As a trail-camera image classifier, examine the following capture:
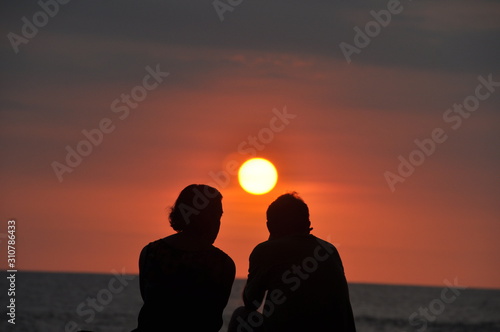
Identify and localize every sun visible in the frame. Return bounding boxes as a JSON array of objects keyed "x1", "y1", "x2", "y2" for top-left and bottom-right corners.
[{"x1": 238, "y1": 158, "x2": 278, "y2": 195}]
